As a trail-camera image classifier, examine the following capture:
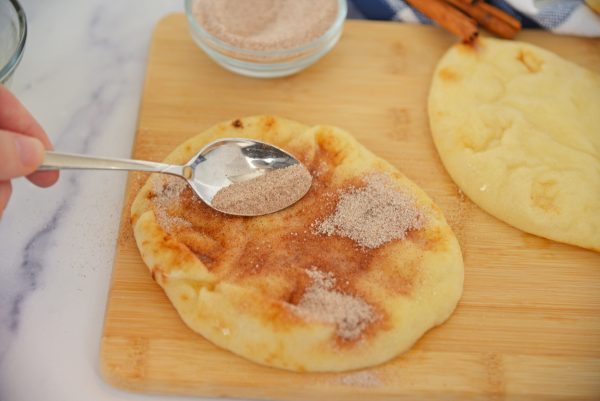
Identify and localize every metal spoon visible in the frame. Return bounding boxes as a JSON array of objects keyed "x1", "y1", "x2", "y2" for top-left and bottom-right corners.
[{"x1": 38, "y1": 138, "x2": 306, "y2": 216}]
